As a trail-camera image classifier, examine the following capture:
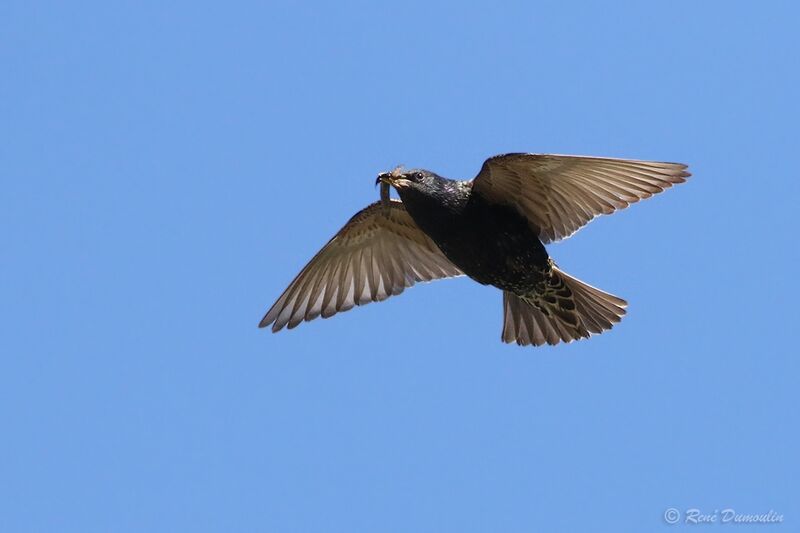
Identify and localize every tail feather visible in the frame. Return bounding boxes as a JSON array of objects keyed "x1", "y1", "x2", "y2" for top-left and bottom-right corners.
[{"x1": 502, "y1": 266, "x2": 627, "y2": 346}]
